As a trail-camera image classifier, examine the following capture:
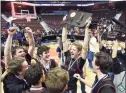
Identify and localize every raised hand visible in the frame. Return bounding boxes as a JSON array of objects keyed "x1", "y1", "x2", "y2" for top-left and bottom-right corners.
[
  {"x1": 25, "y1": 27, "x2": 33, "y2": 35},
  {"x1": 85, "y1": 17, "x2": 92, "y2": 28},
  {"x1": 8, "y1": 27, "x2": 17, "y2": 36},
  {"x1": 119, "y1": 42, "x2": 125, "y2": 49},
  {"x1": 113, "y1": 40, "x2": 118, "y2": 48}
]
